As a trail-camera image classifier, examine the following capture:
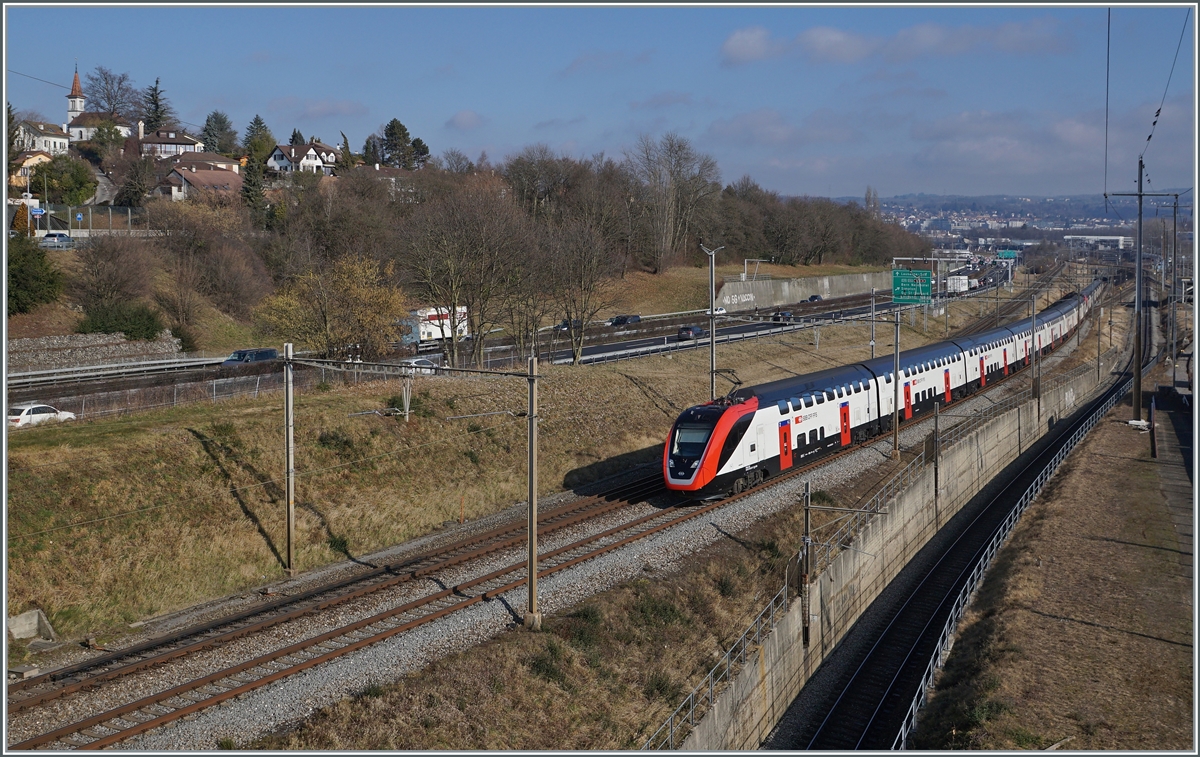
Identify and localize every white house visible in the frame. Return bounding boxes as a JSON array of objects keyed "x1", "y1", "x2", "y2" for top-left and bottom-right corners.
[
  {"x1": 266, "y1": 143, "x2": 338, "y2": 175},
  {"x1": 14, "y1": 122, "x2": 70, "y2": 156}
]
